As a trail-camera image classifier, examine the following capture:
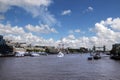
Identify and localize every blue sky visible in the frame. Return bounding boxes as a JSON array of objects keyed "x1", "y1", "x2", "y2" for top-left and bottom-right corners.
[{"x1": 0, "y1": 0, "x2": 120, "y2": 49}]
